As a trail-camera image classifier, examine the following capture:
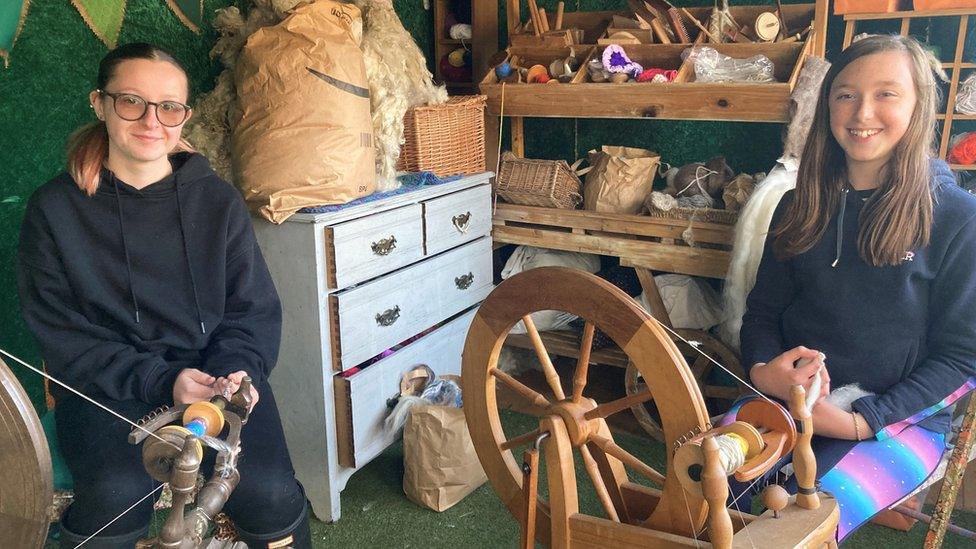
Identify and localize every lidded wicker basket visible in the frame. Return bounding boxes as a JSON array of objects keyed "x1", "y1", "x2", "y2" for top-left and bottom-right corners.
[
  {"x1": 397, "y1": 95, "x2": 487, "y2": 177},
  {"x1": 496, "y1": 152, "x2": 583, "y2": 209}
]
